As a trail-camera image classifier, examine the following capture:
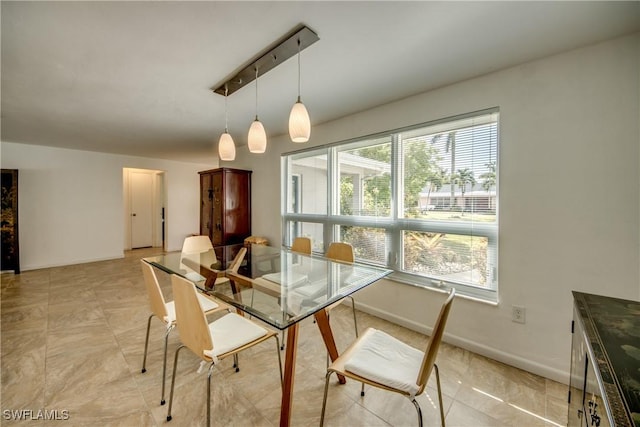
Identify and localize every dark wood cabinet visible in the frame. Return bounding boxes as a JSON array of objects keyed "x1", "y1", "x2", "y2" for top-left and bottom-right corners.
[
  {"x1": 1, "y1": 169, "x2": 20, "y2": 273},
  {"x1": 199, "y1": 168, "x2": 251, "y2": 246},
  {"x1": 568, "y1": 292, "x2": 638, "y2": 427}
]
